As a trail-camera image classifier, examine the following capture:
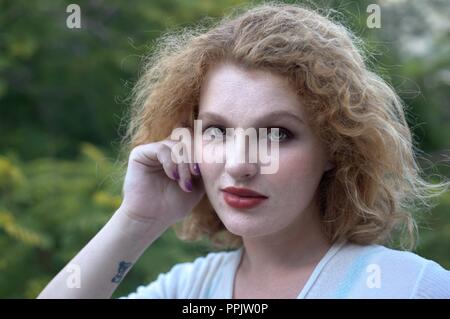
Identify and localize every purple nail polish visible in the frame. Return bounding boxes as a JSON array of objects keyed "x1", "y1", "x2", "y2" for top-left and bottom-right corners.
[
  {"x1": 185, "y1": 179, "x2": 193, "y2": 191},
  {"x1": 193, "y1": 163, "x2": 200, "y2": 175},
  {"x1": 173, "y1": 170, "x2": 180, "y2": 180}
]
